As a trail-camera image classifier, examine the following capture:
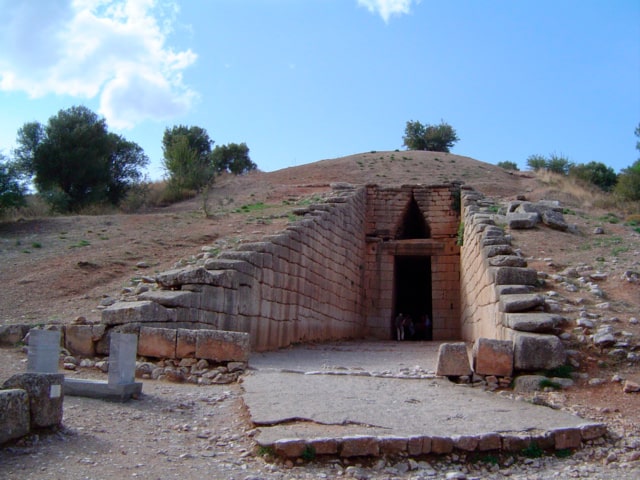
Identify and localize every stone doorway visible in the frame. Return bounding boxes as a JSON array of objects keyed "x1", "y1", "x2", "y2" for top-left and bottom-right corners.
[{"x1": 393, "y1": 255, "x2": 433, "y2": 340}]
